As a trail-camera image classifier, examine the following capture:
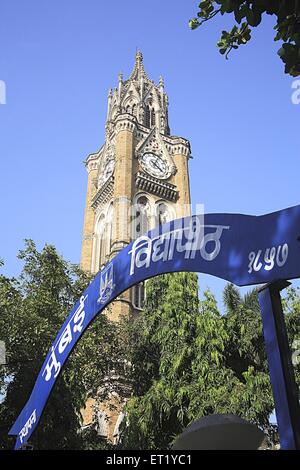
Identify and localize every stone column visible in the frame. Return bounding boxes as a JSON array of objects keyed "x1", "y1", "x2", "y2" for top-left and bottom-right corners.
[
  {"x1": 110, "y1": 115, "x2": 135, "y2": 255},
  {"x1": 108, "y1": 115, "x2": 136, "y2": 322},
  {"x1": 172, "y1": 141, "x2": 191, "y2": 218}
]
